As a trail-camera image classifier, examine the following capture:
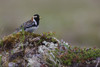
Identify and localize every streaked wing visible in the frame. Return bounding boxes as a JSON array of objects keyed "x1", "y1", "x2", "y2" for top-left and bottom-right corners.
[{"x1": 20, "y1": 20, "x2": 35, "y2": 30}]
